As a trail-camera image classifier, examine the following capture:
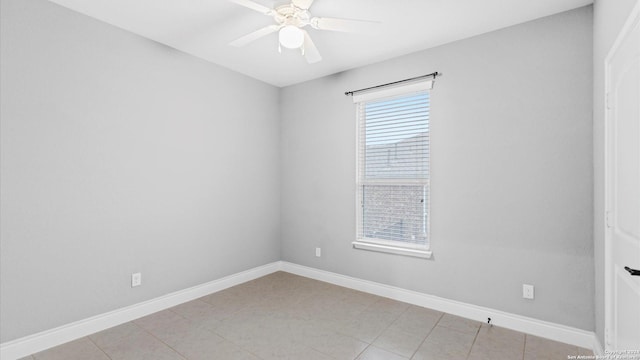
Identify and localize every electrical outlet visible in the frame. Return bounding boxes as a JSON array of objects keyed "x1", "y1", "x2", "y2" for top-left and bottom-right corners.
[
  {"x1": 522, "y1": 284, "x2": 534, "y2": 299},
  {"x1": 315, "y1": 248, "x2": 321, "y2": 257},
  {"x1": 131, "y1": 272, "x2": 142, "y2": 287}
]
